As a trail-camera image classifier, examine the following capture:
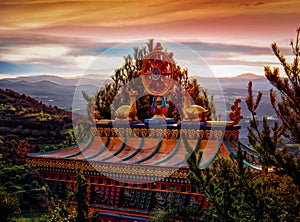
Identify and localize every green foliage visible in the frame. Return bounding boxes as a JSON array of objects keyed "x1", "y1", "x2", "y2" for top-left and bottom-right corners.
[
  {"x1": 0, "y1": 88, "x2": 74, "y2": 156},
  {"x1": 0, "y1": 104, "x2": 17, "y2": 112},
  {"x1": 25, "y1": 111, "x2": 53, "y2": 121},
  {"x1": 45, "y1": 170, "x2": 91, "y2": 222},
  {"x1": 0, "y1": 162, "x2": 50, "y2": 215},
  {"x1": 73, "y1": 169, "x2": 89, "y2": 222},
  {"x1": 12, "y1": 216, "x2": 47, "y2": 221},
  {"x1": 264, "y1": 28, "x2": 300, "y2": 144},
  {"x1": 46, "y1": 208, "x2": 76, "y2": 222},
  {"x1": 0, "y1": 103, "x2": 5, "y2": 110},
  {"x1": 246, "y1": 81, "x2": 285, "y2": 168},
  {"x1": 44, "y1": 182, "x2": 76, "y2": 222},
  {"x1": 60, "y1": 130, "x2": 78, "y2": 148},
  {"x1": 187, "y1": 151, "x2": 300, "y2": 221},
  {"x1": 255, "y1": 173, "x2": 300, "y2": 221},
  {"x1": 39, "y1": 130, "x2": 78, "y2": 152},
  {"x1": 0, "y1": 162, "x2": 31, "y2": 186},
  {"x1": 9, "y1": 106, "x2": 17, "y2": 112},
  {"x1": 151, "y1": 188, "x2": 201, "y2": 222},
  {"x1": 0, "y1": 190, "x2": 21, "y2": 222},
  {"x1": 72, "y1": 118, "x2": 90, "y2": 143},
  {"x1": 188, "y1": 151, "x2": 255, "y2": 221},
  {"x1": 246, "y1": 28, "x2": 300, "y2": 185}
]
